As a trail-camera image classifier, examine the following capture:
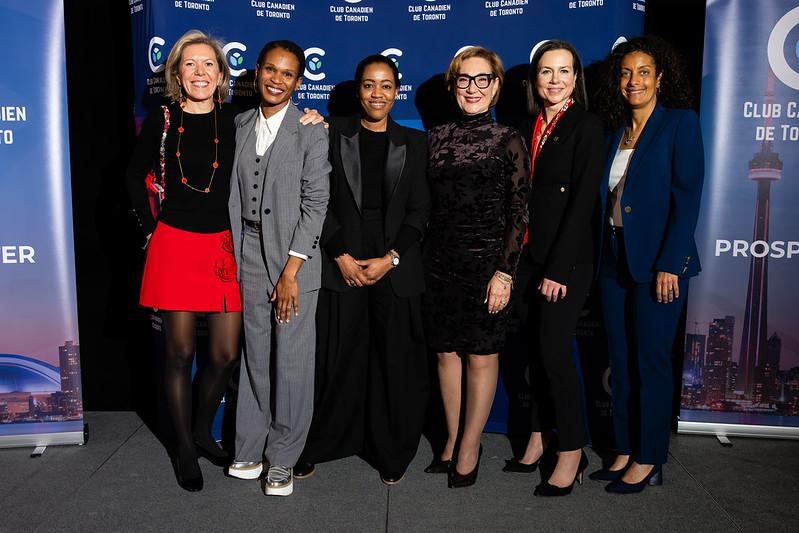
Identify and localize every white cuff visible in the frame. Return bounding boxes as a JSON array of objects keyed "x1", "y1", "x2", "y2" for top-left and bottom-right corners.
[{"x1": 288, "y1": 249, "x2": 308, "y2": 261}]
